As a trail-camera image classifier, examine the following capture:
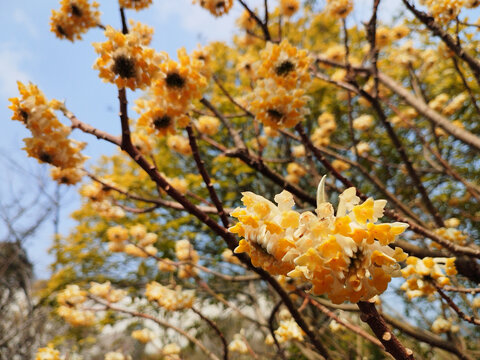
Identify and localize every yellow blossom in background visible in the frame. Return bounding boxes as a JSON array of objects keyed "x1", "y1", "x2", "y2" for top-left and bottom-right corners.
[
  {"x1": 145, "y1": 282, "x2": 195, "y2": 310},
  {"x1": 331, "y1": 159, "x2": 350, "y2": 172},
  {"x1": 280, "y1": 0, "x2": 300, "y2": 17},
  {"x1": 443, "y1": 92, "x2": 468, "y2": 116},
  {"x1": 132, "y1": 132, "x2": 154, "y2": 154},
  {"x1": 432, "y1": 227, "x2": 468, "y2": 249},
  {"x1": 107, "y1": 226, "x2": 129, "y2": 243},
  {"x1": 119, "y1": 0, "x2": 152, "y2": 11},
  {"x1": 161, "y1": 343, "x2": 181, "y2": 360},
  {"x1": 193, "y1": 0, "x2": 234, "y2": 16},
  {"x1": 392, "y1": 25, "x2": 410, "y2": 40},
  {"x1": 287, "y1": 162, "x2": 306, "y2": 177},
  {"x1": 167, "y1": 135, "x2": 192, "y2": 155},
  {"x1": 275, "y1": 318, "x2": 305, "y2": 343},
  {"x1": 401, "y1": 256, "x2": 457, "y2": 299},
  {"x1": 92, "y1": 25, "x2": 164, "y2": 90},
  {"x1": 222, "y1": 248, "x2": 242, "y2": 265},
  {"x1": 228, "y1": 334, "x2": 249, "y2": 354},
  {"x1": 9, "y1": 82, "x2": 87, "y2": 172},
  {"x1": 129, "y1": 20, "x2": 154, "y2": 45},
  {"x1": 36, "y1": 344, "x2": 61, "y2": 360},
  {"x1": 247, "y1": 79, "x2": 310, "y2": 129},
  {"x1": 197, "y1": 116, "x2": 220, "y2": 136},
  {"x1": 57, "y1": 306, "x2": 96, "y2": 326},
  {"x1": 50, "y1": 0, "x2": 100, "y2": 41},
  {"x1": 353, "y1": 114, "x2": 374, "y2": 131},
  {"x1": 237, "y1": 10, "x2": 257, "y2": 31},
  {"x1": 57, "y1": 284, "x2": 87, "y2": 306},
  {"x1": 431, "y1": 317, "x2": 458, "y2": 333},
  {"x1": 326, "y1": 0, "x2": 353, "y2": 18},
  {"x1": 429, "y1": 93, "x2": 450, "y2": 112},
  {"x1": 423, "y1": 0, "x2": 464, "y2": 23},
  {"x1": 231, "y1": 178, "x2": 409, "y2": 303},
  {"x1": 50, "y1": 167, "x2": 84, "y2": 185},
  {"x1": 131, "y1": 328, "x2": 155, "y2": 343},
  {"x1": 292, "y1": 144, "x2": 306, "y2": 157},
  {"x1": 105, "y1": 352, "x2": 131, "y2": 360},
  {"x1": 89, "y1": 281, "x2": 111, "y2": 298}
]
